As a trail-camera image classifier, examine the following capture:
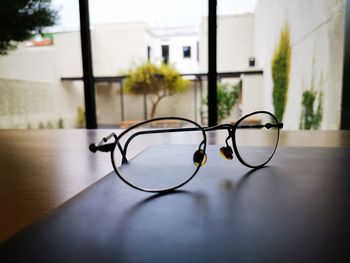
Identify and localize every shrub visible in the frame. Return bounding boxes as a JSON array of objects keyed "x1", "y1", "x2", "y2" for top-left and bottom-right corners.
[
  {"x1": 77, "y1": 106, "x2": 85, "y2": 128},
  {"x1": 271, "y1": 24, "x2": 291, "y2": 122},
  {"x1": 202, "y1": 81, "x2": 241, "y2": 123},
  {"x1": 299, "y1": 90, "x2": 323, "y2": 130},
  {"x1": 299, "y1": 64, "x2": 324, "y2": 130}
]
